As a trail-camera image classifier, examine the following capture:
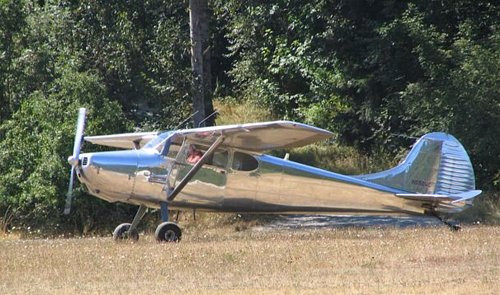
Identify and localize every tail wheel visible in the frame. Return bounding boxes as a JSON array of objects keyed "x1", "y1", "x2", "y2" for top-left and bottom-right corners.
[
  {"x1": 155, "y1": 222, "x2": 182, "y2": 242},
  {"x1": 113, "y1": 223, "x2": 139, "y2": 241}
]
